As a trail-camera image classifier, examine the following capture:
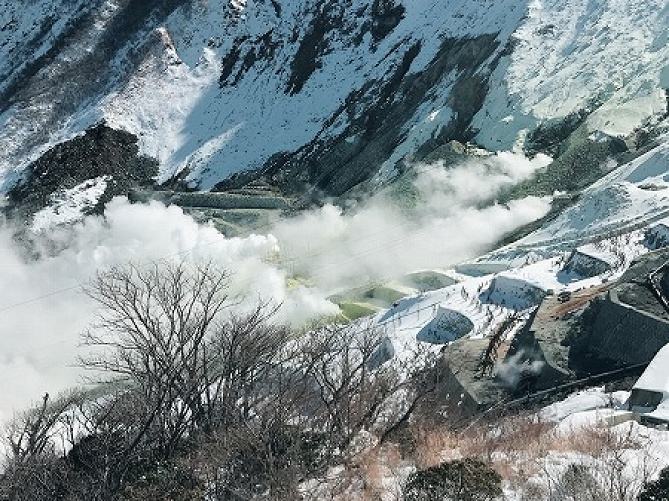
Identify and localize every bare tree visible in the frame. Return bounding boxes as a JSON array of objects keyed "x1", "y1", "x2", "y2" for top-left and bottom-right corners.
[
  {"x1": 80, "y1": 260, "x2": 315, "y2": 499},
  {"x1": 82, "y1": 260, "x2": 231, "y2": 458},
  {"x1": 298, "y1": 323, "x2": 408, "y2": 451},
  {"x1": 2, "y1": 259, "x2": 444, "y2": 500},
  {"x1": 205, "y1": 306, "x2": 296, "y2": 430},
  {"x1": 0, "y1": 391, "x2": 83, "y2": 501}
]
